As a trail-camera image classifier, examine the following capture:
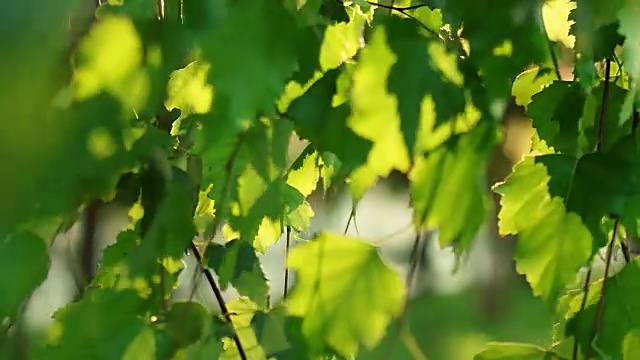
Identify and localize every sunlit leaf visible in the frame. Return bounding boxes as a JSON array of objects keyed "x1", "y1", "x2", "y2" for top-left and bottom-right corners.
[{"x1": 286, "y1": 232, "x2": 406, "y2": 357}]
